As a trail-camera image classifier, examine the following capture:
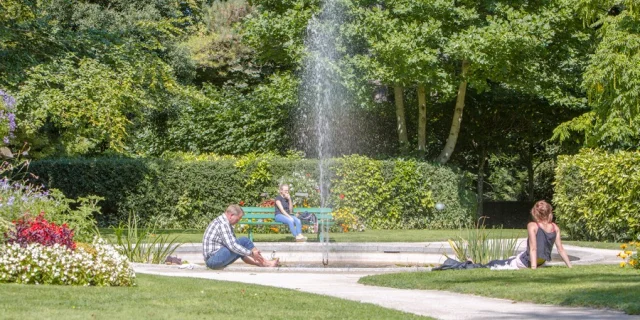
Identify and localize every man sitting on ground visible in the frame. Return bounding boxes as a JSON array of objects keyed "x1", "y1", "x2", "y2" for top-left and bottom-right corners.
[{"x1": 203, "y1": 204, "x2": 279, "y2": 269}]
